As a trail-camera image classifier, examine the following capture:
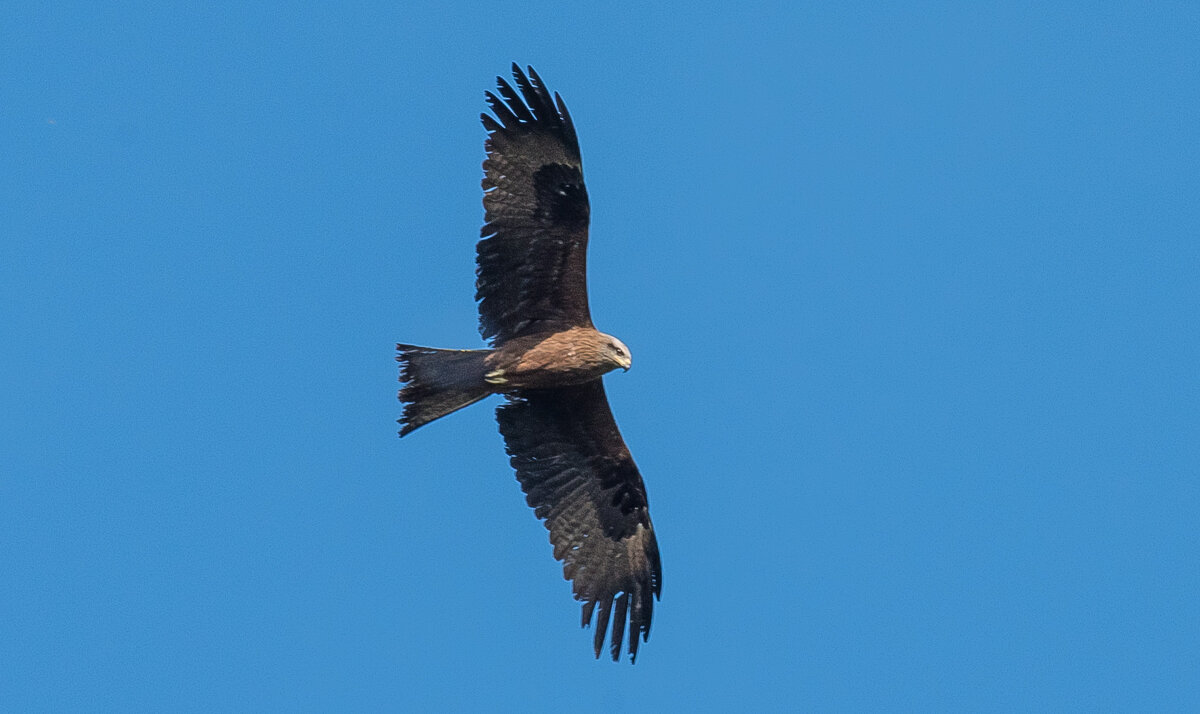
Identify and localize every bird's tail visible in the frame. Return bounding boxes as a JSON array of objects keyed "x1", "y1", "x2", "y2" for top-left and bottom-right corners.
[{"x1": 396, "y1": 344, "x2": 494, "y2": 436}]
